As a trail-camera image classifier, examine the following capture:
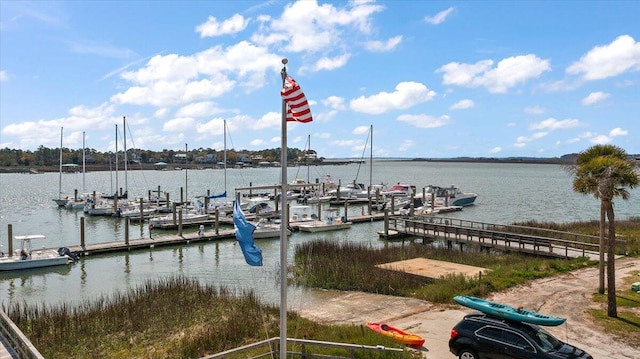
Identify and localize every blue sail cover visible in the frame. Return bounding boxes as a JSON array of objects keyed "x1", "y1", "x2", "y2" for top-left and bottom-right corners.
[
  {"x1": 208, "y1": 191, "x2": 227, "y2": 199},
  {"x1": 233, "y1": 200, "x2": 262, "y2": 266}
]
